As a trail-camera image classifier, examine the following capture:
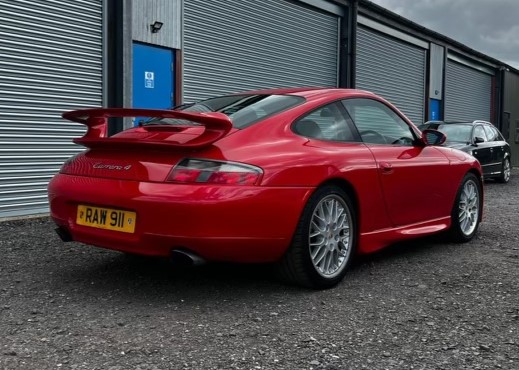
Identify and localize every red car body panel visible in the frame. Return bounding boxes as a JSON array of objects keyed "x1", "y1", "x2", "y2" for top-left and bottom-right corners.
[
  {"x1": 48, "y1": 88, "x2": 483, "y2": 262},
  {"x1": 48, "y1": 176, "x2": 311, "y2": 262}
]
